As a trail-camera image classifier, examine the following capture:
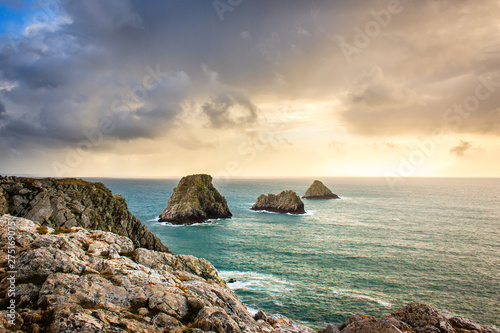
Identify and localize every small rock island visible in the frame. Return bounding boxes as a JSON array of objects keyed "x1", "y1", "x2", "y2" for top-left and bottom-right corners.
[
  {"x1": 159, "y1": 174, "x2": 232, "y2": 224},
  {"x1": 251, "y1": 190, "x2": 305, "y2": 214},
  {"x1": 303, "y1": 180, "x2": 340, "y2": 199}
]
